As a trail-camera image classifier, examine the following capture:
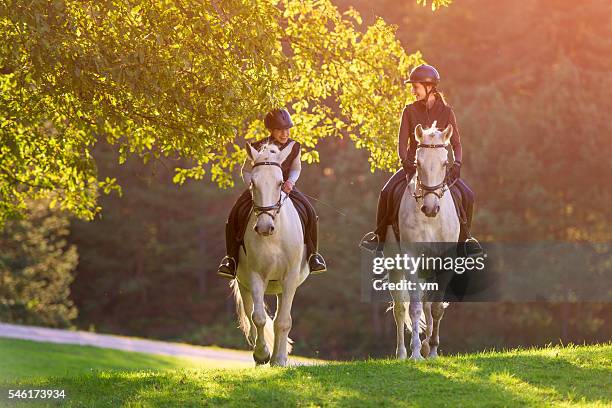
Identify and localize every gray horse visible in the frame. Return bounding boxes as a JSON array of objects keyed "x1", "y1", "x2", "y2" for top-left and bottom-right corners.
[
  {"x1": 388, "y1": 122, "x2": 459, "y2": 360},
  {"x1": 231, "y1": 142, "x2": 310, "y2": 367}
]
